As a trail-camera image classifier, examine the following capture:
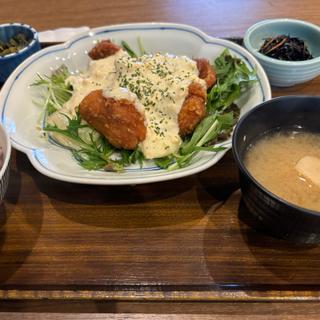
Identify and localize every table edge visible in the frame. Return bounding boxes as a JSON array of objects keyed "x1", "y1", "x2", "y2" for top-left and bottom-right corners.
[{"x1": 0, "y1": 288, "x2": 320, "y2": 301}]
